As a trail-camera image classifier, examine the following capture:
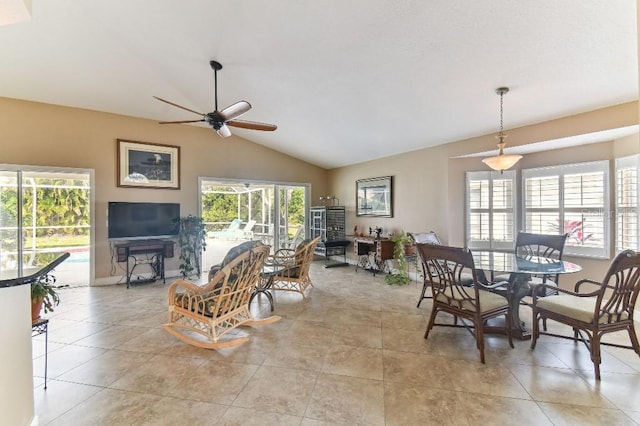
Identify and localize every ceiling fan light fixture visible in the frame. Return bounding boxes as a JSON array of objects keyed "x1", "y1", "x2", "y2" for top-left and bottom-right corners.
[
  {"x1": 216, "y1": 124, "x2": 232, "y2": 138},
  {"x1": 483, "y1": 87, "x2": 522, "y2": 173},
  {"x1": 154, "y1": 59, "x2": 277, "y2": 137}
]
